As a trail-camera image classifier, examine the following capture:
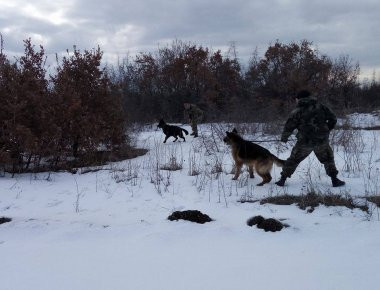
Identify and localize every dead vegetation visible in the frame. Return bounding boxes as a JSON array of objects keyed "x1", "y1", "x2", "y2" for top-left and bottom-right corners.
[
  {"x1": 160, "y1": 156, "x2": 183, "y2": 171},
  {"x1": 366, "y1": 196, "x2": 380, "y2": 207},
  {"x1": 259, "y1": 192, "x2": 369, "y2": 213}
]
